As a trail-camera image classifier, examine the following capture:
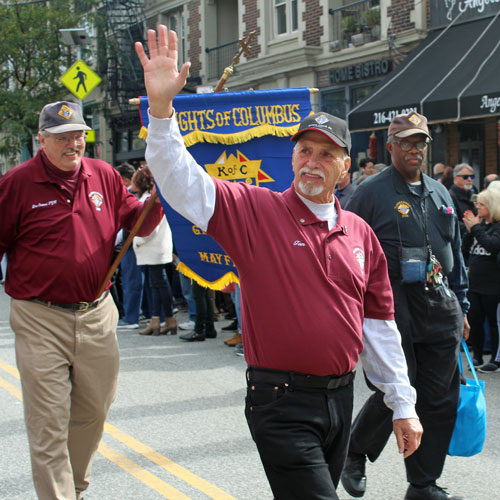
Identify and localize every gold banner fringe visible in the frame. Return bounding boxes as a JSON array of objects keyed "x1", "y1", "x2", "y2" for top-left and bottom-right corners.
[
  {"x1": 138, "y1": 123, "x2": 300, "y2": 145},
  {"x1": 182, "y1": 123, "x2": 300, "y2": 147},
  {"x1": 139, "y1": 126, "x2": 148, "y2": 140},
  {"x1": 177, "y1": 261, "x2": 240, "y2": 290}
]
